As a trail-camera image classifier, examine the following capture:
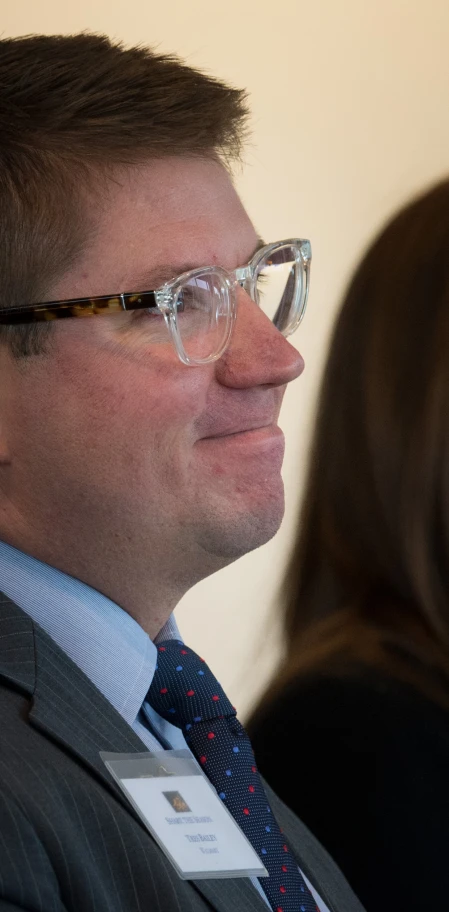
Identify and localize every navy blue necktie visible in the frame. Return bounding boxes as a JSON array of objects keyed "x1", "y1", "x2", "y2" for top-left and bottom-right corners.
[{"x1": 148, "y1": 640, "x2": 318, "y2": 912}]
